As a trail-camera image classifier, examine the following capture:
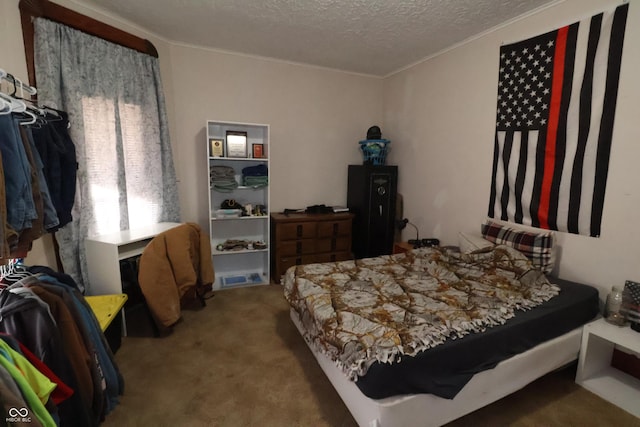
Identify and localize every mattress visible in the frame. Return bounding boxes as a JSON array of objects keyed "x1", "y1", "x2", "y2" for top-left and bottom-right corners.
[
  {"x1": 290, "y1": 307, "x2": 585, "y2": 427},
  {"x1": 355, "y1": 276, "x2": 598, "y2": 399}
]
